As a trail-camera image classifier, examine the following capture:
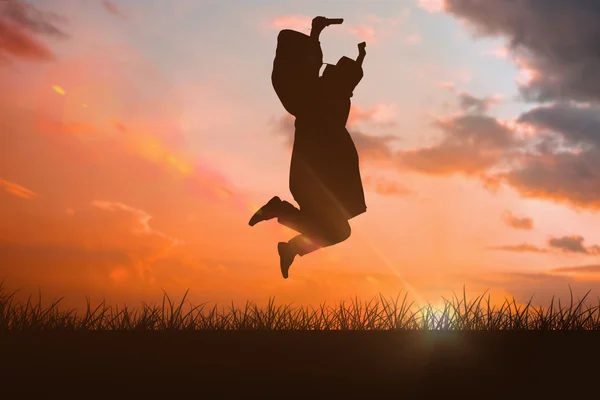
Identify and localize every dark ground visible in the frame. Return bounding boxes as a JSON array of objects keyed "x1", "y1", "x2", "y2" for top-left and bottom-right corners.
[{"x1": 1, "y1": 331, "x2": 597, "y2": 398}]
